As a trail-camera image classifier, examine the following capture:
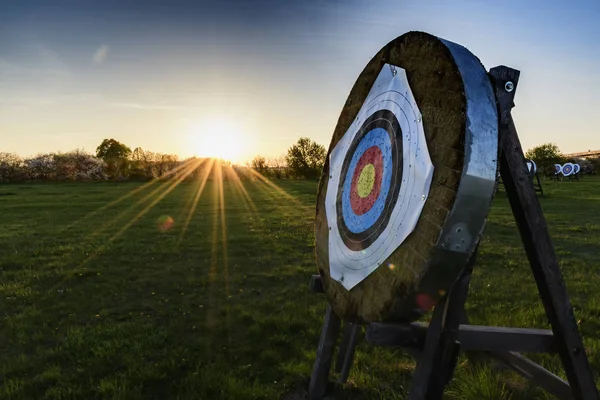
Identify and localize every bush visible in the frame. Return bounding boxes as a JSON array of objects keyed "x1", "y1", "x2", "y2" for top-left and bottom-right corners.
[
  {"x1": 23, "y1": 154, "x2": 56, "y2": 181},
  {"x1": 0, "y1": 153, "x2": 24, "y2": 182},
  {"x1": 53, "y1": 150, "x2": 107, "y2": 181}
]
